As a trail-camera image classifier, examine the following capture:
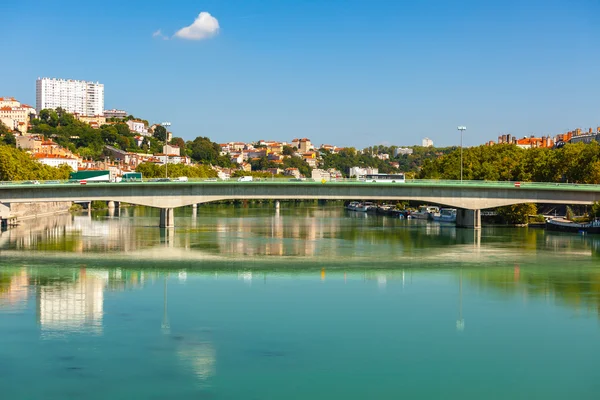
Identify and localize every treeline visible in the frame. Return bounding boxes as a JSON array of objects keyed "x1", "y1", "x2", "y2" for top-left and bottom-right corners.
[
  {"x1": 29, "y1": 108, "x2": 165, "y2": 159},
  {"x1": 28, "y1": 109, "x2": 234, "y2": 167},
  {"x1": 419, "y1": 142, "x2": 600, "y2": 183},
  {"x1": 0, "y1": 145, "x2": 71, "y2": 181},
  {"x1": 135, "y1": 163, "x2": 217, "y2": 179}
]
